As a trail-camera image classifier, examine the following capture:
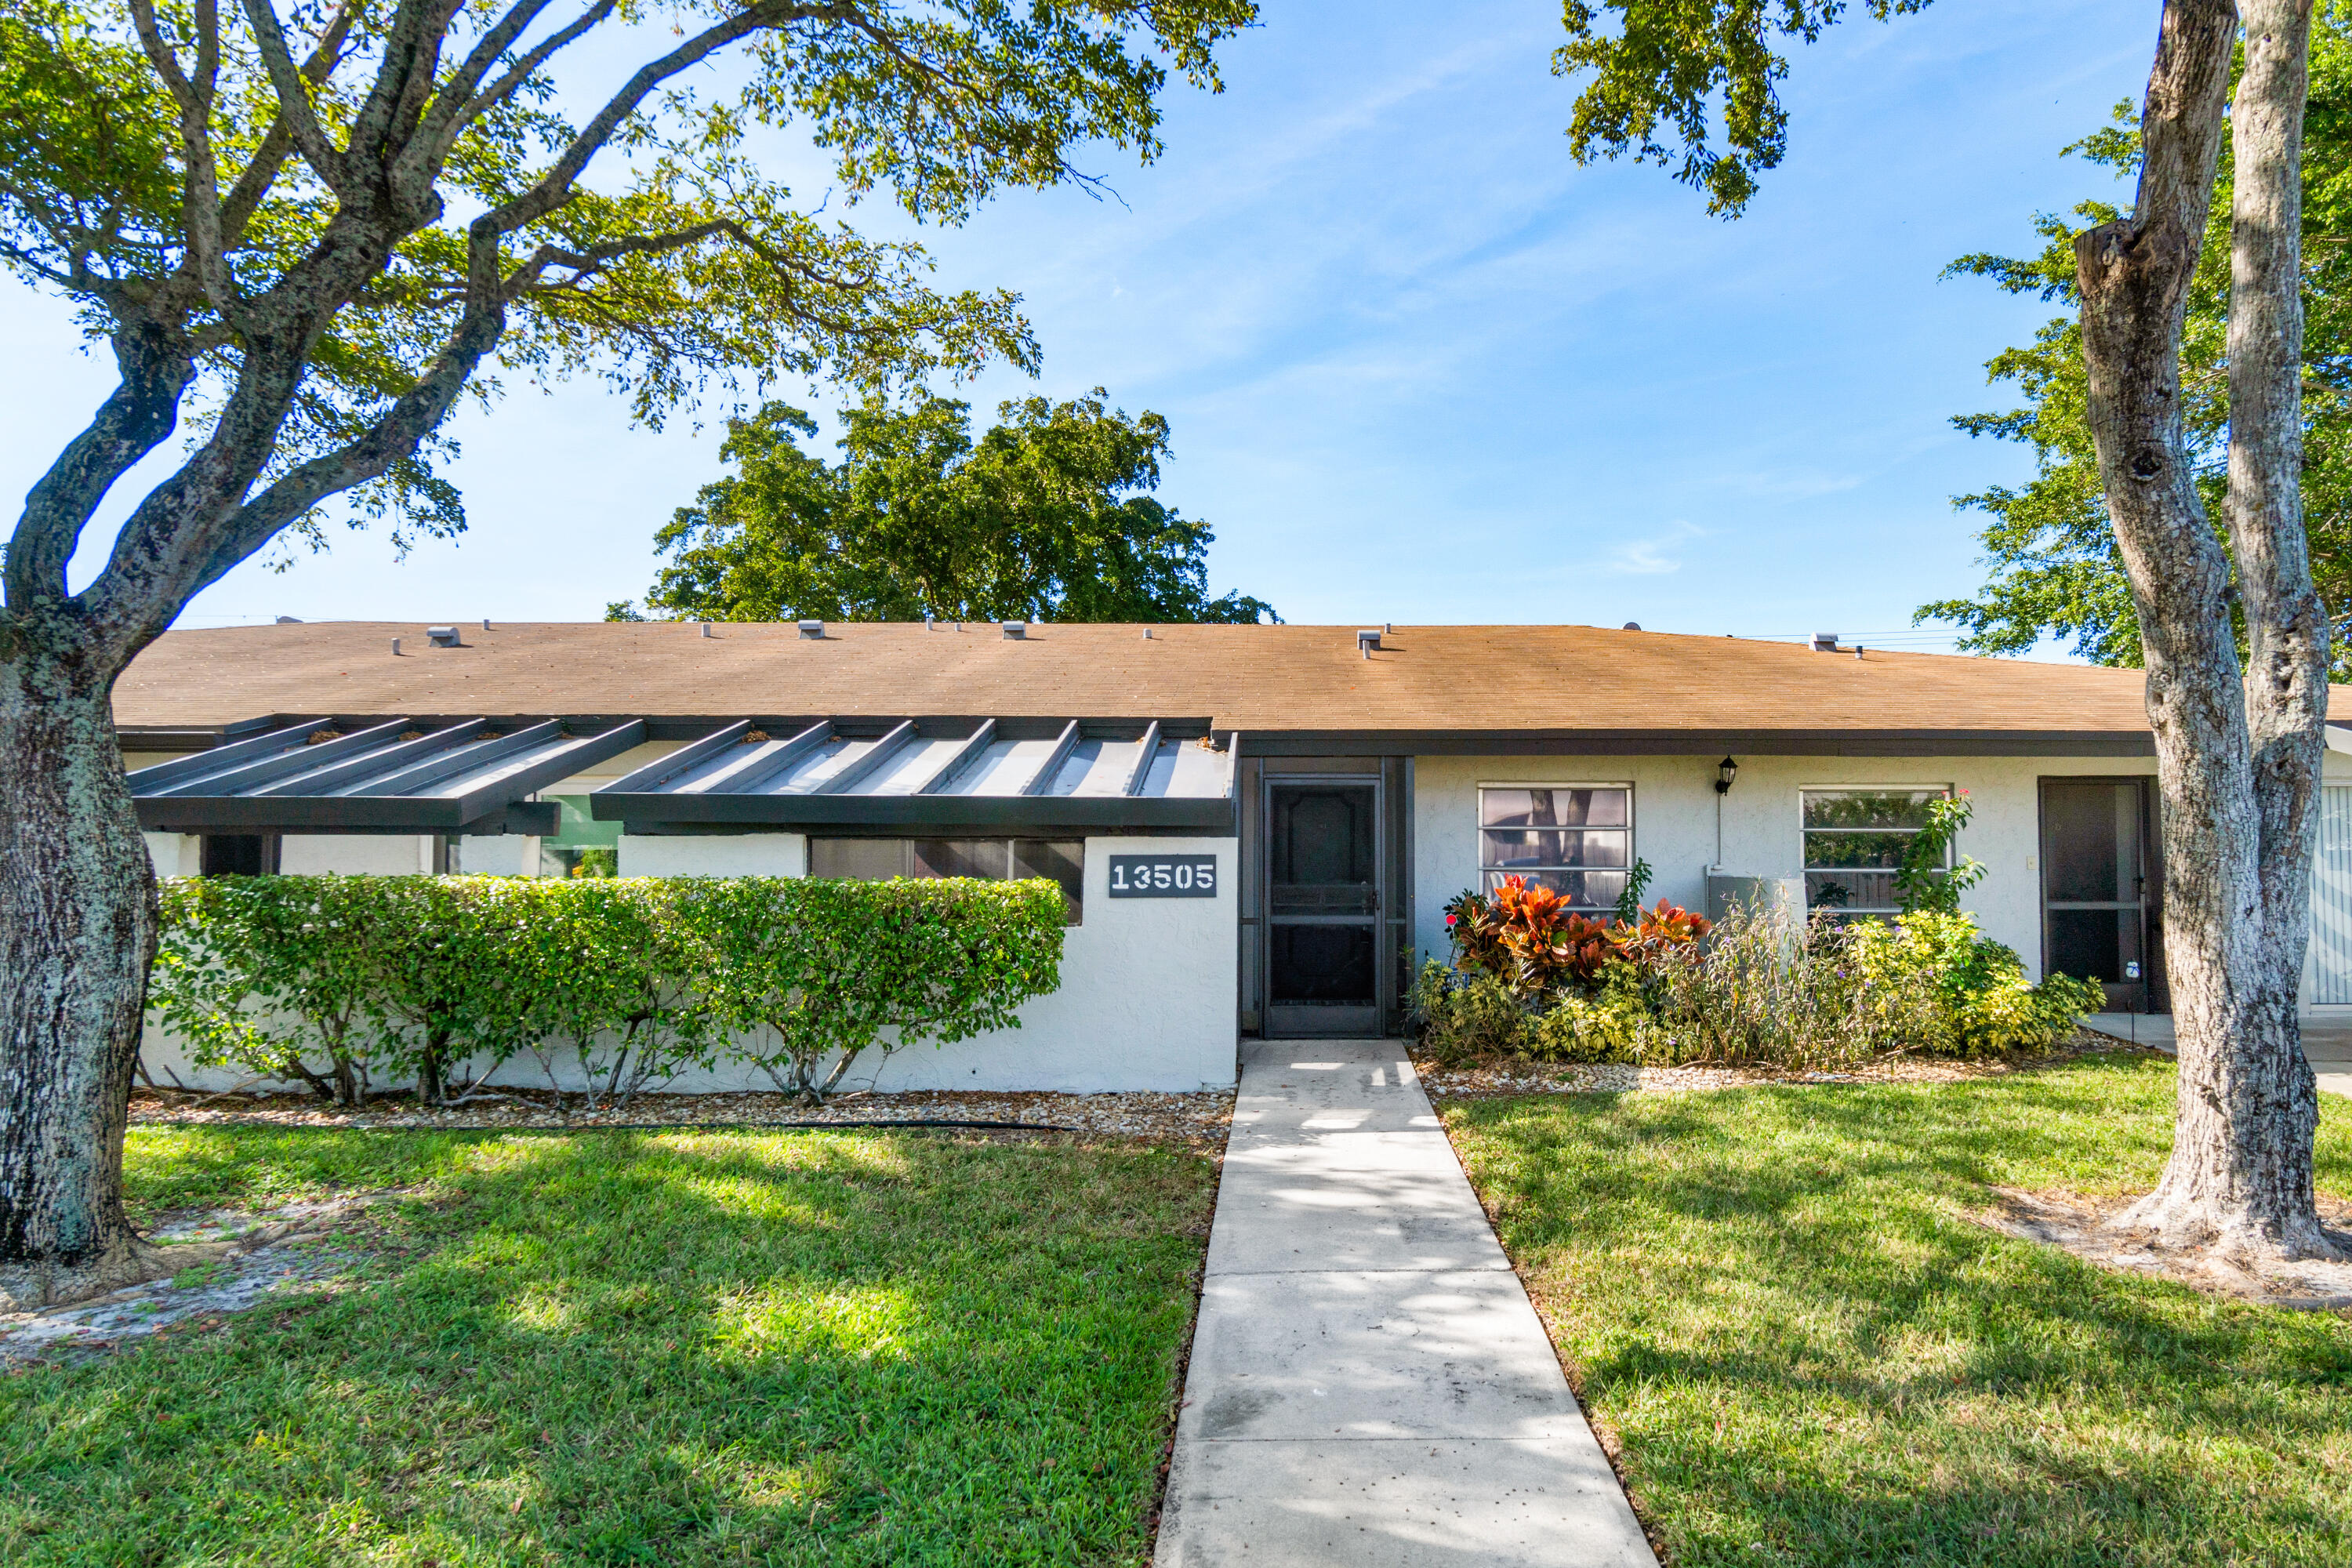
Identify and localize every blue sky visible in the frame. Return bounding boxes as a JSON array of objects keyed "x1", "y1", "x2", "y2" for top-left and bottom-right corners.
[{"x1": 1, "y1": 0, "x2": 2159, "y2": 650}]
